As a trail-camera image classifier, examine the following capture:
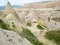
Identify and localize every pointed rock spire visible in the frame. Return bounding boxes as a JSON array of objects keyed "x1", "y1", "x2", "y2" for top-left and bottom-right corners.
[
  {"x1": 5, "y1": 2, "x2": 12, "y2": 10},
  {"x1": 4, "y1": 2, "x2": 17, "y2": 15},
  {"x1": 2, "y1": 2, "x2": 21, "y2": 22},
  {"x1": 2, "y1": 2, "x2": 17, "y2": 17}
]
